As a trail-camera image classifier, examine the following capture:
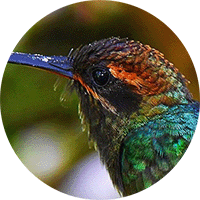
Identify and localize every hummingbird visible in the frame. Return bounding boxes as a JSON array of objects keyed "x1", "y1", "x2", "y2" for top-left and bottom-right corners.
[{"x1": 8, "y1": 37, "x2": 199, "y2": 196}]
